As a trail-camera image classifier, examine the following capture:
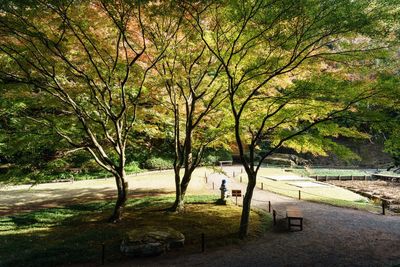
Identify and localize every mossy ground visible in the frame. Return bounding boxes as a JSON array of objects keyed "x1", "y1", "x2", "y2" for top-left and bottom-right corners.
[{"x1": 0, "y1": 195, "x2": 270, "y2": 267}]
